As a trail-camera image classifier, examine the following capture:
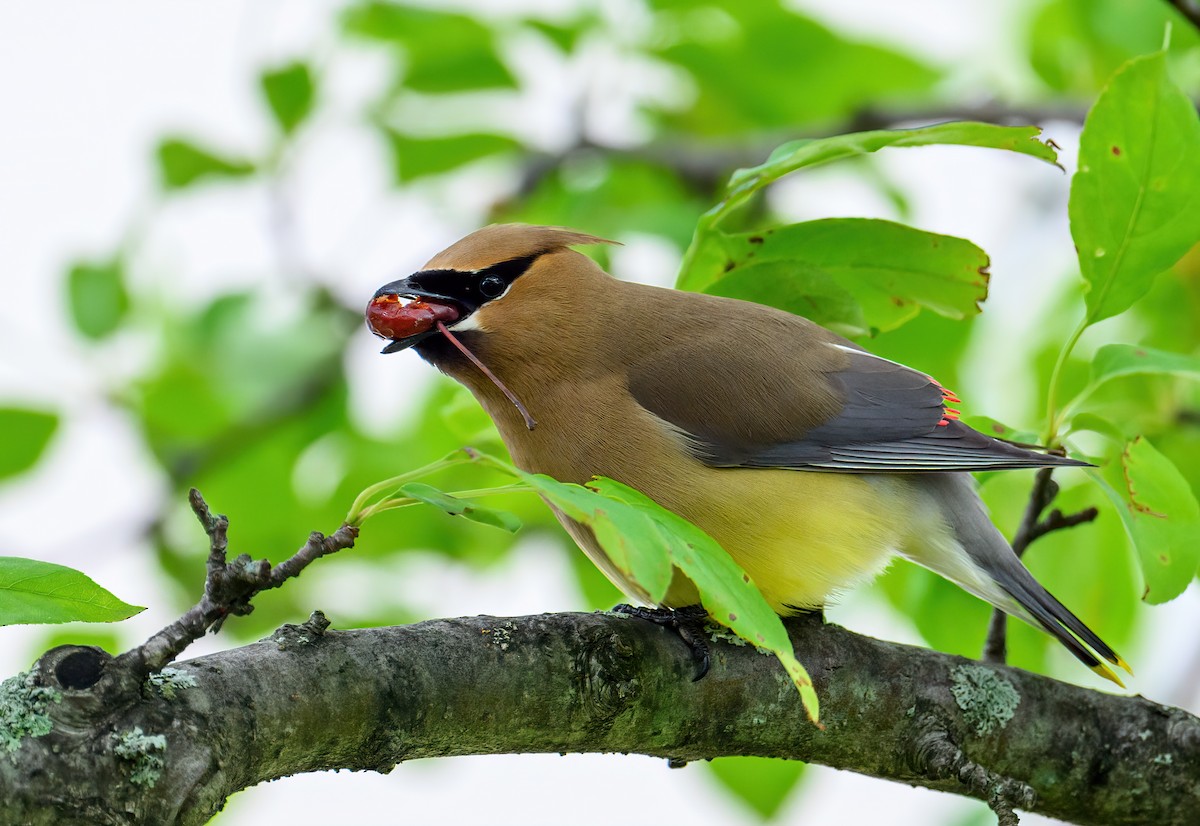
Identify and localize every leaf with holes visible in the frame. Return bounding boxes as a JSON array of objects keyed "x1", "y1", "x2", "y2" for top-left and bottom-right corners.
[
  {"x1": 1095, "y1": 438, "x2": 1200, "y2": 604},
  {"x1": 1070, "y1": 52, "x2": 1200, "y2": 324}
]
